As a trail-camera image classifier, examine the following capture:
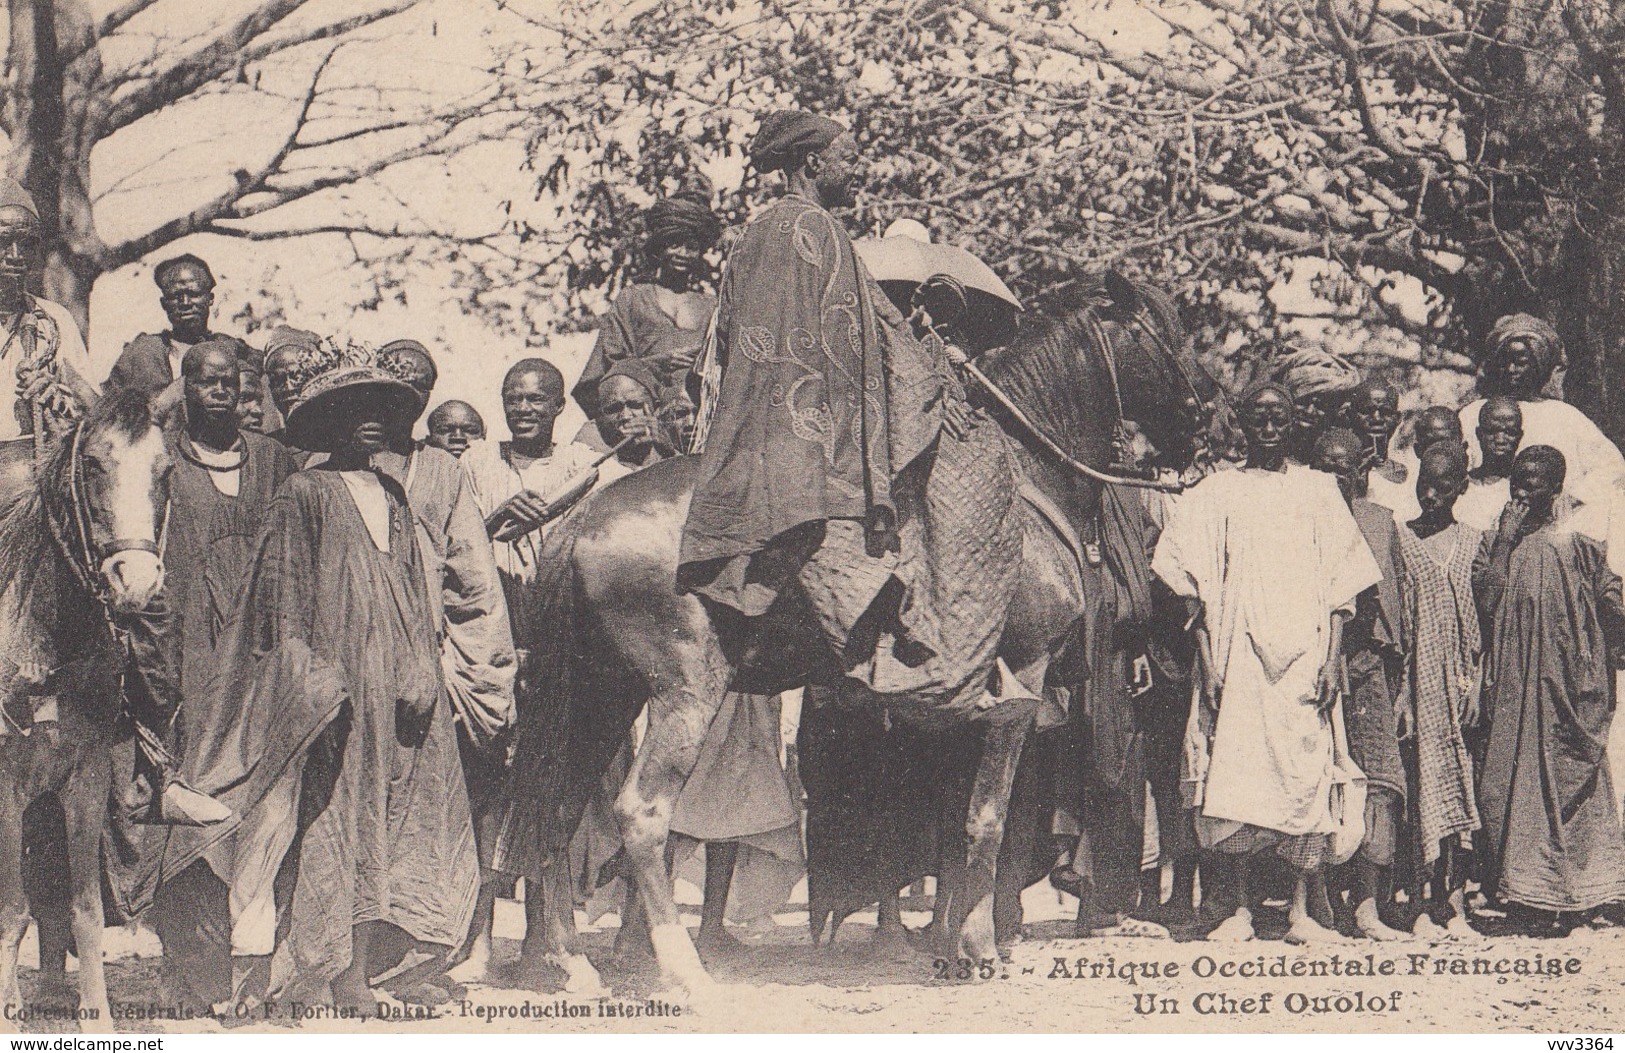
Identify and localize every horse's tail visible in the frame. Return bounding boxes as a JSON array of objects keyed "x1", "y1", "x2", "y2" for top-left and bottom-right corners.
[
  {"x1": 494, "y1": 503, "x2": 647, "y2": 888},
  {"x1": 492, "y1": 513, "x2": 593, "y2": 883}
]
